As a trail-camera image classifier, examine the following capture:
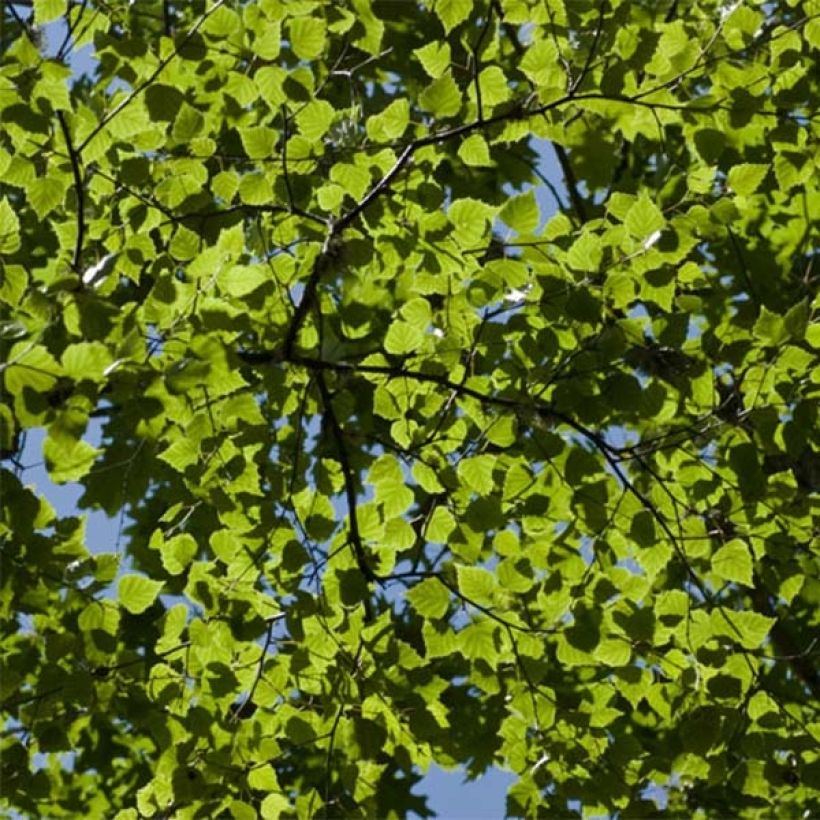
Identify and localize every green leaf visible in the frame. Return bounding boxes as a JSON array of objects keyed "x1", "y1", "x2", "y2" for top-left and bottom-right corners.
[
  {"x1": 457, "y1": 133, "x2": 491, "y2": 167},
  {"x1": 43, "y1": 435, "x2": 100, "y2": 483},
  {"x1": 476, "y1": 66, "x2": 510, "y2": 106},
  {"x1": 248, "y1": 764, "x2": 280, "y2": 790},
  {"x1": 203, "y1": 5, "x2": 241, "y2": 38},
  {"x1": 78, "y1": 600, "x2": 120, "y2": 635},
  {"x1": 499, "y1": 190, "x2": 539, "y2": 234},
  {"x1": 296, "y1": 100, "x2": 335, "y2": 141},
  {"x1": 27, "y1": 175, "x2": 67, "y2": 219},
  {"x1": 412, "y1": 461, "x2": 444, "y2": 493},
  {"x1": 366, "y1": 99, "x2": 410, "y2": 141},
  {"x1": 458, "y1": 620, "x2": 496, "y2": 660},
  {"x1": 160, "y1": 533, "x2": 198, "y2": 575},
  {"x1": 520, "y1": 40, "x2": 559, "y2": 86},
  {"x1": 805, "y1": 17, "x2": 820, "y2": 48},
  {"x1": 711, "y1": 539, "x2": 754, "y2": 587},
  {"x1": 240, "y1": 126, "x2": 277, "y2": 160},
  {"x1": 61, "y1": 342, "x2": 112, "y2": 382},
  {"x1": 255, "y1": 66, "x2": 288, "y2": 107},
  {"x1": 426, "y1": 506, "x2": 456, "y2": 542},
  {"x1": 260, "y1": 794, "x2": 290, "y2": 819},
  {"x1": 118, "y1": 575, "x2": 164, "y2": 615},
  {"x1": 434, "y1": 0, "x2": 473, "y2": 33},
  {"x1": 712, "y1": 609, "x2": 775, "y2": 649},
  {"x1": 221, "y1": 264, "x2": 268, "y2": 298},
  {"x1": 239, "y1": 173, "x2": 274, "y2": 206},
  {"x1": 753, "y1": 306, "x2": 787, "y2": 346},
  {"x1": 567, "y1": 232, "x2": 602, "y2": 272},
  {"x1": 747, "y1": 691, "x2": 778, "y2": 721},
  {"x1": 33, "y1": 0, "x2": 65, "y2": 25},
  {"x1": 594, "y1": 639, "x2": 631, "y2": 666},
  {"x1": 230, "y1": 800, "x2": 257, "y2": 820},
  {"x1": 448, "y1": 197, "x2": 494, "y2": 245},
  {"x1": 369, "y1": 454, "x2": 414, "y2": 517},
  {"x1": 3, "y1": 343, "x2": 62, "y2": 395},
  {"x1": 457, "y1": 455, "x2": 495, "y2": 495},
  {"x1": 456, "y1": 565, "x2": 496, "y2": 606},
  {"x1": 289, "y1": 16, "x2": 327, "y2": 60},
  {"x1": 157, "y1": 437, "x2": 200, "y2": 474},
  {"x1": 624, "y1": 193, "x2": 665, "y2": 239},
  {"x1": 0, "y1": 198, "x2": 21, "y2": 254},
  {"x1": 407, "y1": 578, "x2": 450, "y2": 618},
  {"x1": 414, "y1": 41, "x2": 451, "y2": 78},
  {"x1": 419, "y1": 72, "x2": 462, "y2": 117},
  {"x1": 384, "y1": 320, "x2": 424, "y2": 355},
  {"x1": 400, "y1": 297, "x2": 432, "y2": 329},
  {"x1": 783, "y1": 299, "x2": 809, "y2": 340},
  {"x1": 253, "y1": 20, "x2": 282, "y2": 61},
  {"x1": 727, "y1": 163, "x2": 768, "y2": 196}
]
